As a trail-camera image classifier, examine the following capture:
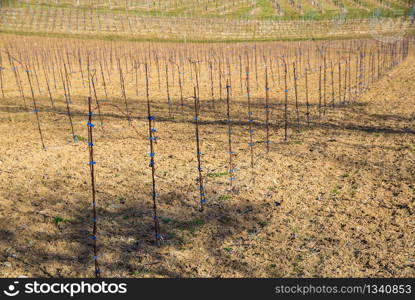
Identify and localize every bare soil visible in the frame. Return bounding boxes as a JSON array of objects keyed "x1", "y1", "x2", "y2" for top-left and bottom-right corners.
[{"x1": 0, "y1": 44, "x2": 414, "y2": 278}]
